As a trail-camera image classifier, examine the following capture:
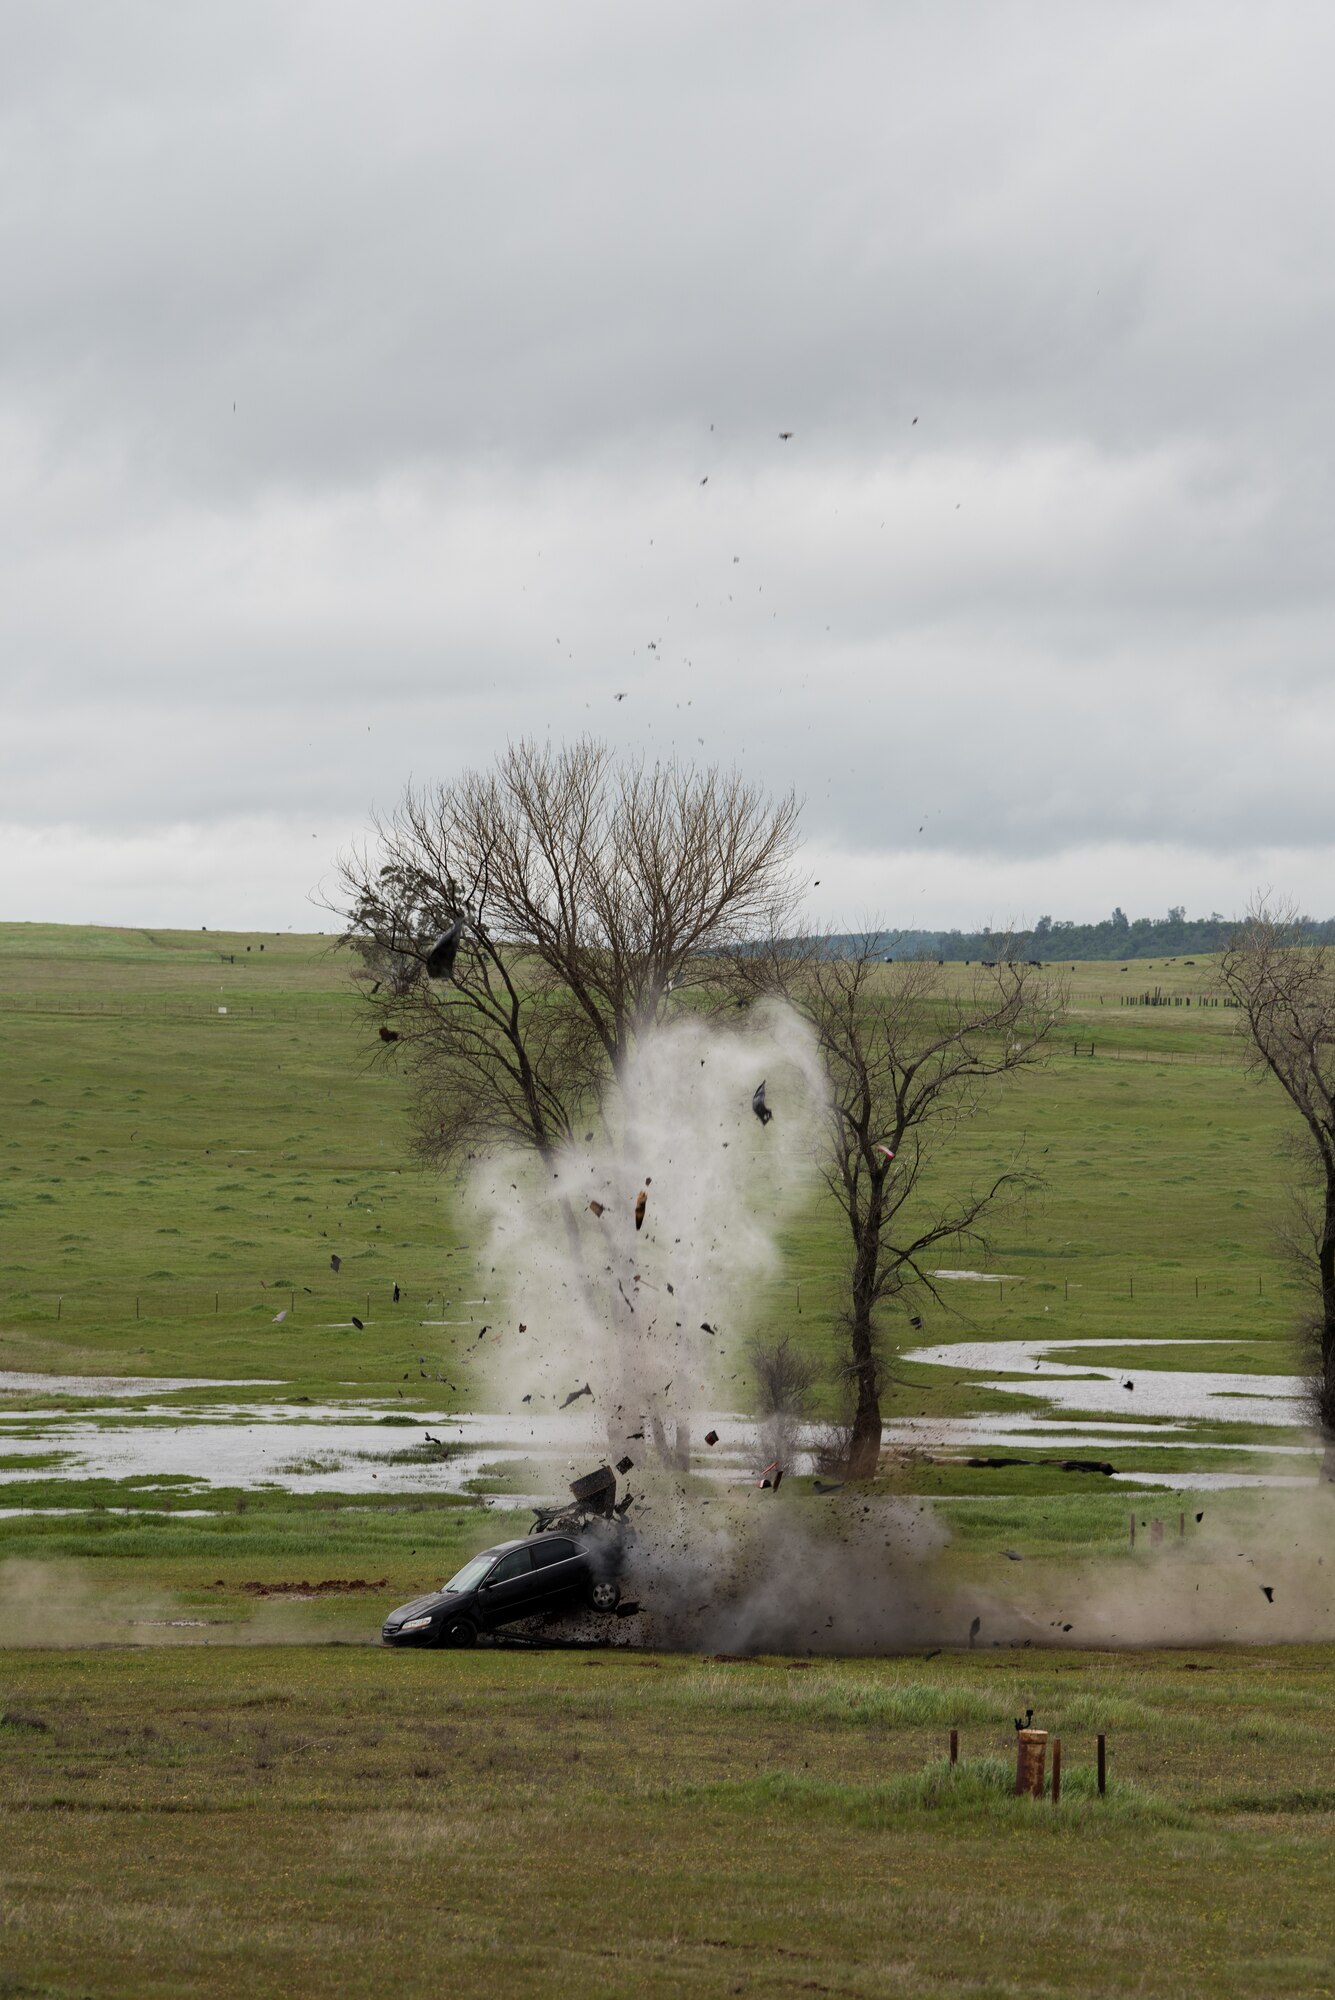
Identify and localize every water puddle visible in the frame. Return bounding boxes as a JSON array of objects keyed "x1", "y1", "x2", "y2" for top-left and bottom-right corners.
[{"x1": 903, "y1": 1336, "x2": 1306, "y2": 1427}]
